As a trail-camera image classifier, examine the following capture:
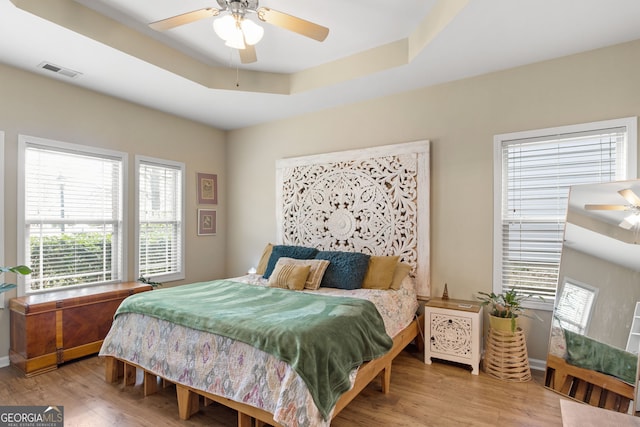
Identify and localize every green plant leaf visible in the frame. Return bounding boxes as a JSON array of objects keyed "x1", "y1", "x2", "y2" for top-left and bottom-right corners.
[
  {"x1": 477, "y1": 286, "x2": 544, "y2": 325},
  {"x1": 10, "y1": 265, "x2": 32, "y2": 275}
]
